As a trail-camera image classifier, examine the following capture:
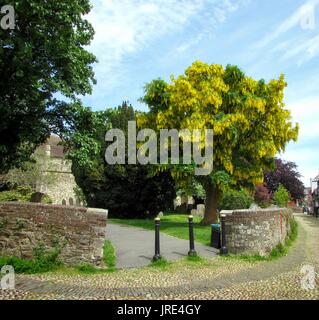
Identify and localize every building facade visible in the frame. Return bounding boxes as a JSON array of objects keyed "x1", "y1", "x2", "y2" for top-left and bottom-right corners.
[{"x1": 37, "y1": 136, "x2": 81, "y2": 206}]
